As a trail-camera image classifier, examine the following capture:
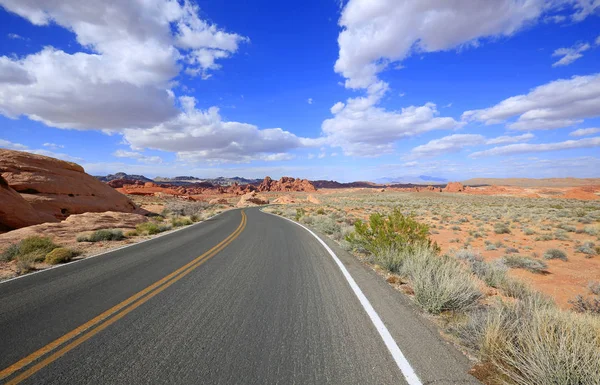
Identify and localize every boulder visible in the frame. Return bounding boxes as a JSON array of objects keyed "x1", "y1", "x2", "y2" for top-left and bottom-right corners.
[
  {"x1": 0, "y1": 211, "x2": 148, "y2": 251},
  {"x1": 306, "y1": 194, "x2": 321, "y2": 204},
  {"x1": 236, "y1": 192, "x2": 269, "y2": 207},
  {"x1": 0, "y1": 176, "x2": 57, "y2": 230},
  {"x1": 209, "y1": 198, "x2": 229, "y2": 205},
  {"x1": 443, "y1": 182, "x2": 464, "y2": 193},
  {"x1": 0, "y1": 149, "x2": 137, "y2": 221},
  {"x1": 272, "y1": 195, "x2": 295, "y2": 204}
]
